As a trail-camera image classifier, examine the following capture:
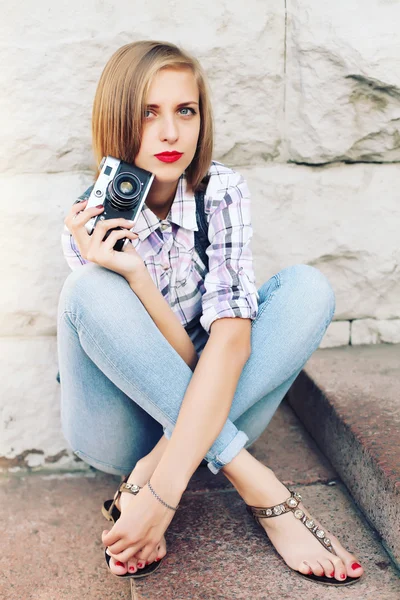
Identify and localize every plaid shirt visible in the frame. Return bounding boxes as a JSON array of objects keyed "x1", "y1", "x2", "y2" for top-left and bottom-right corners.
[{"x1": 61, "y1": 160, "x2": 259, "y2": 334}]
